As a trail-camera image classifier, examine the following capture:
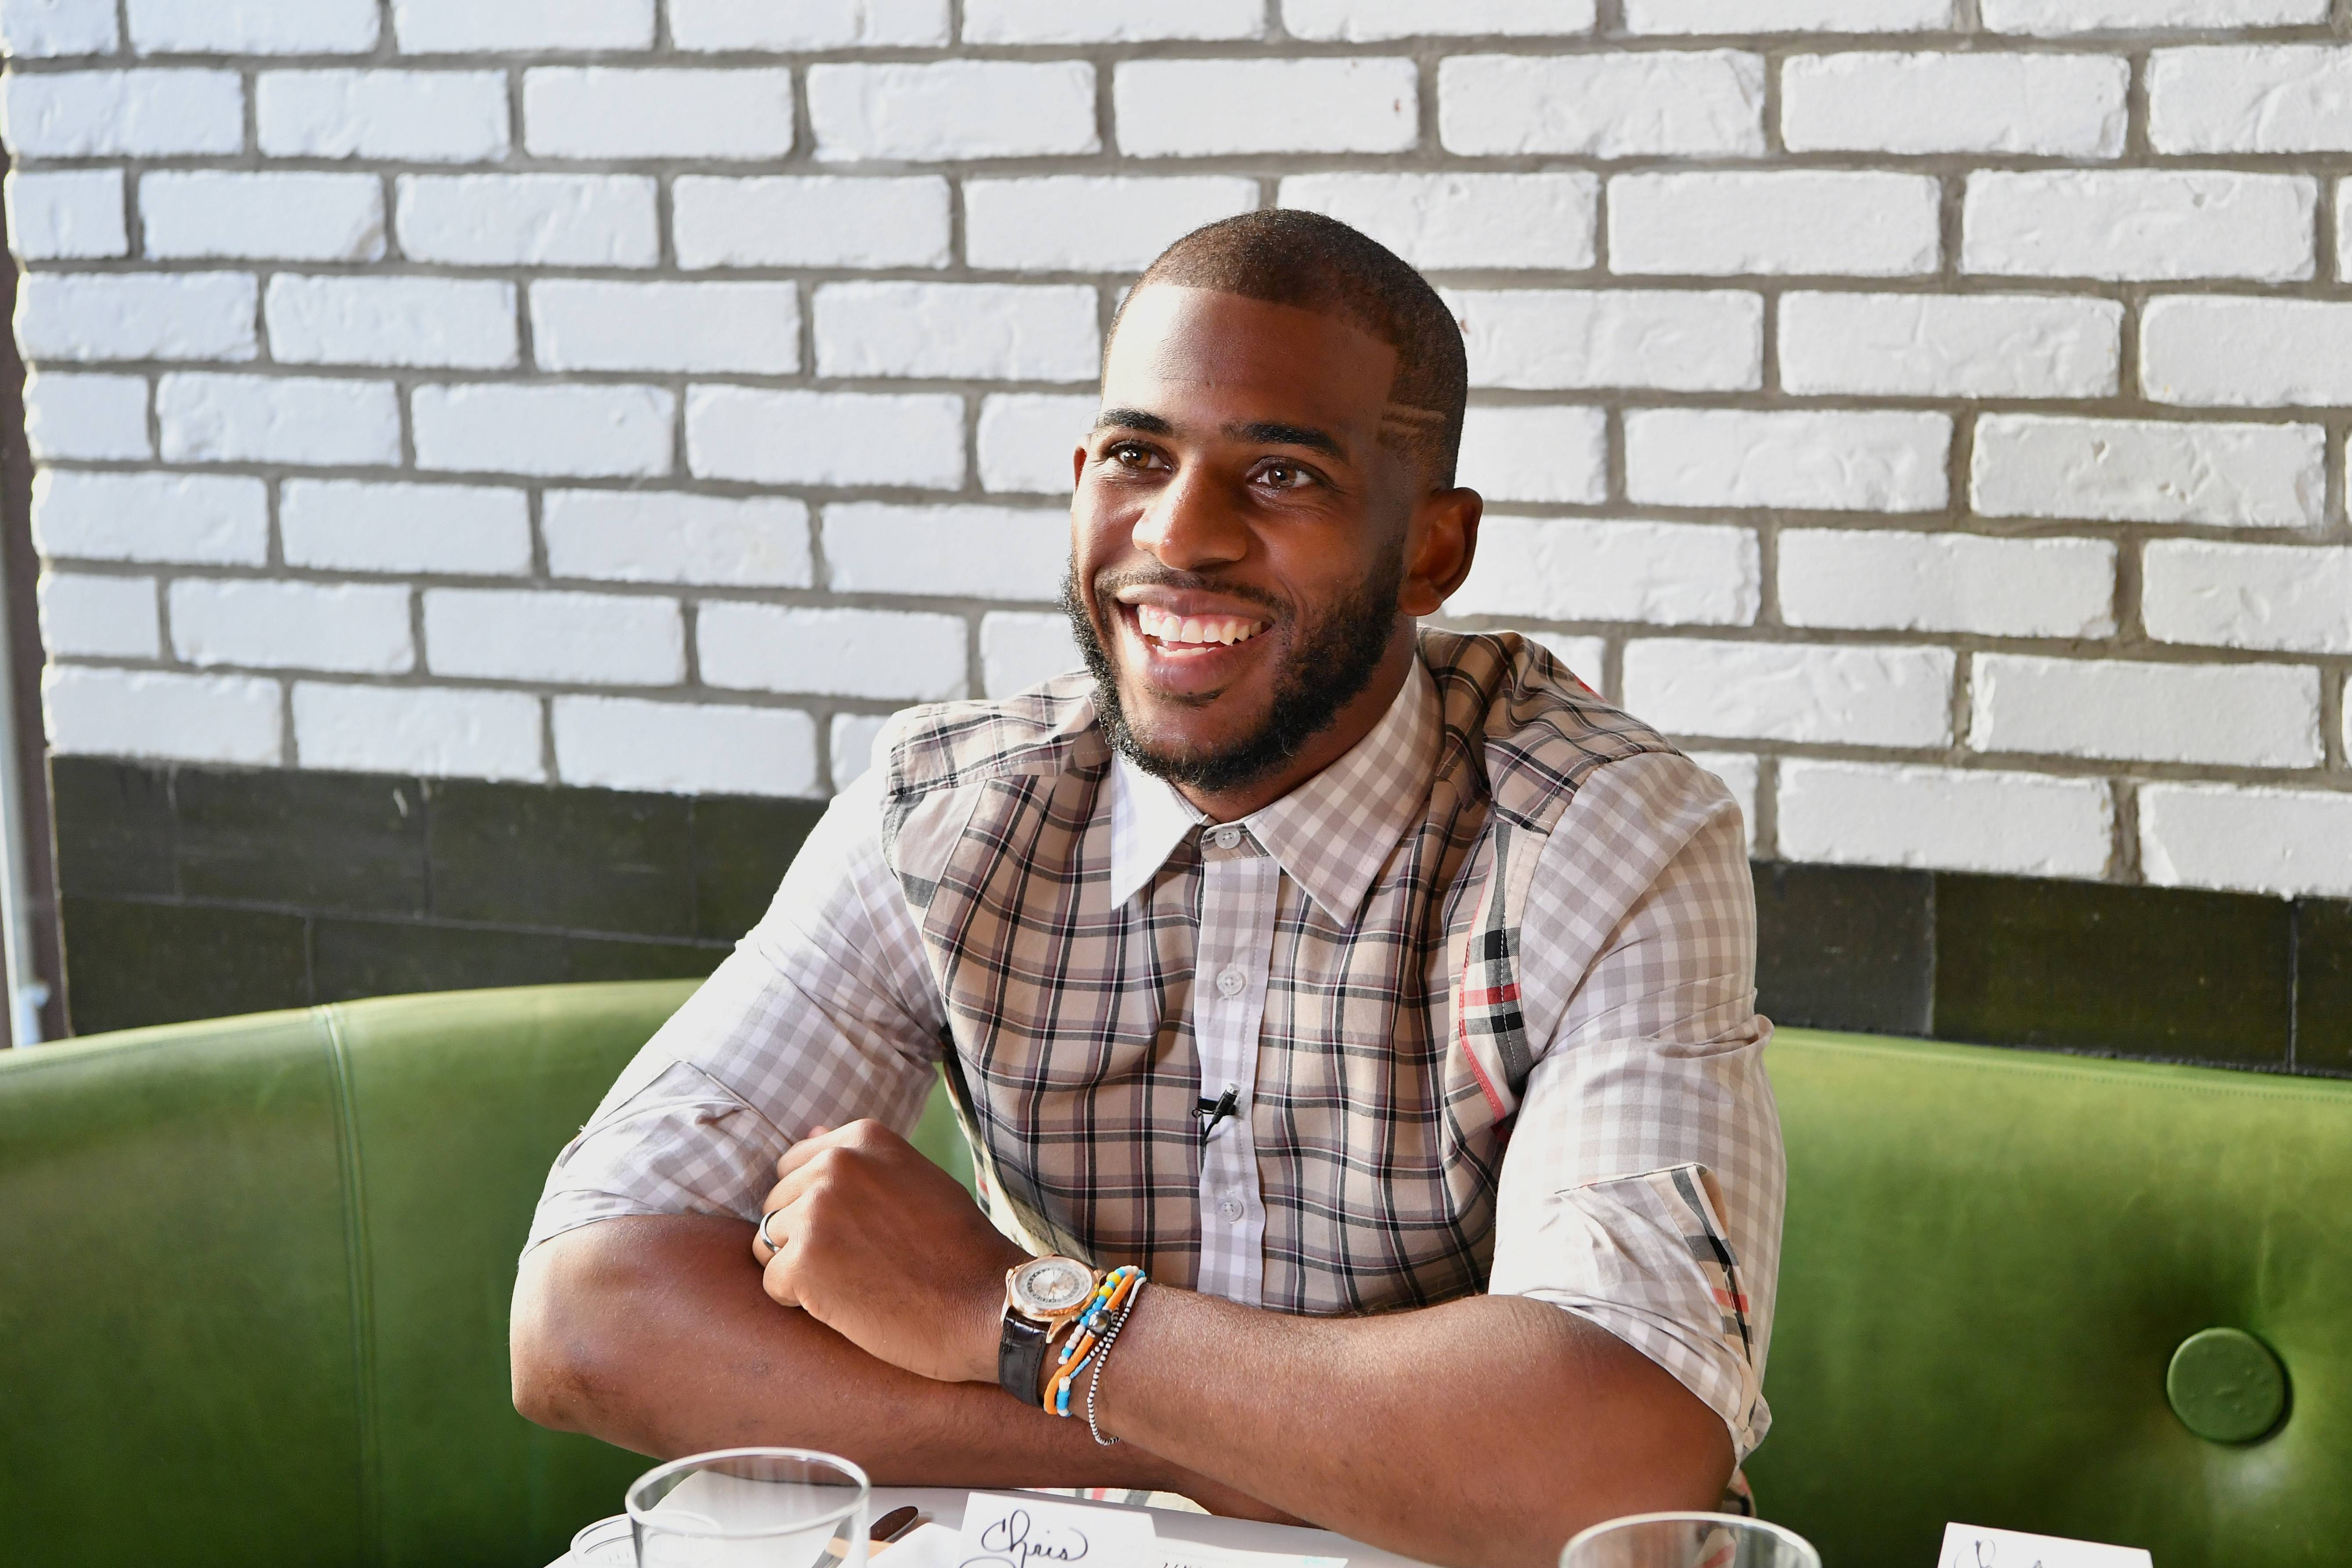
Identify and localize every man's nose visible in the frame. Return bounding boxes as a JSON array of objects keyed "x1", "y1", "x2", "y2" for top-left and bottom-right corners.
[{"x1": 1132, "y1": 467, "x2": 1248, "y2": 572}]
